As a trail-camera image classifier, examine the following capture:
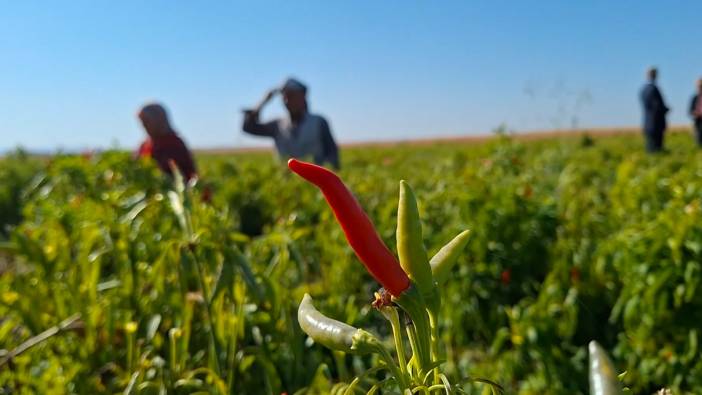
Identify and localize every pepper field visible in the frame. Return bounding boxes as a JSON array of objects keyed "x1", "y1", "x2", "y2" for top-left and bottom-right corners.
[{"x1": 1, "y1": 130, "x2": 701, "y2": 394}]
